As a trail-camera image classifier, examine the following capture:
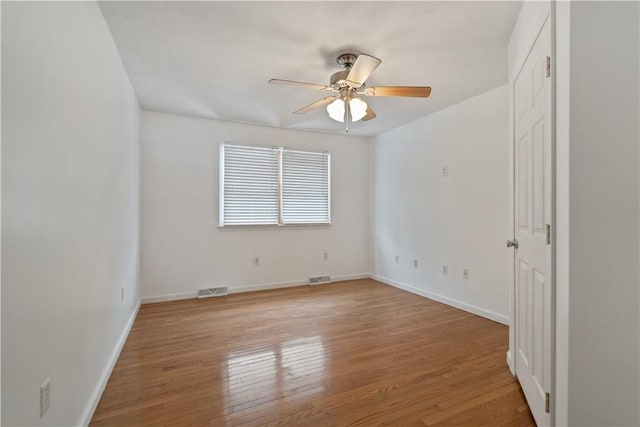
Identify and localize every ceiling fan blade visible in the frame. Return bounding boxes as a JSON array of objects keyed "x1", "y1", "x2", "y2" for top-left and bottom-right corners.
[
  {"x1": 364, "y1": 86, "x2": 432, "y2": 97},
  {"x1": 346, "y1": 54, "x2": 382, "y2": 87},
  {"x1": 269, "y1": 79, "x2": 333, "y2": 91},
  {"x1": 362, "y1": 106, "x2": 377, "y2": 122},
  {"x1": 293, "y1": 96, "x2": 339, "y2": 114}
]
